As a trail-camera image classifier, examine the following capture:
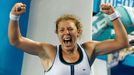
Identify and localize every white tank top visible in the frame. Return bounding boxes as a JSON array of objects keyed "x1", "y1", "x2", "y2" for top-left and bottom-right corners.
[{"x1": 45, "y1": 44, "x2": 91, "y2": 75}]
